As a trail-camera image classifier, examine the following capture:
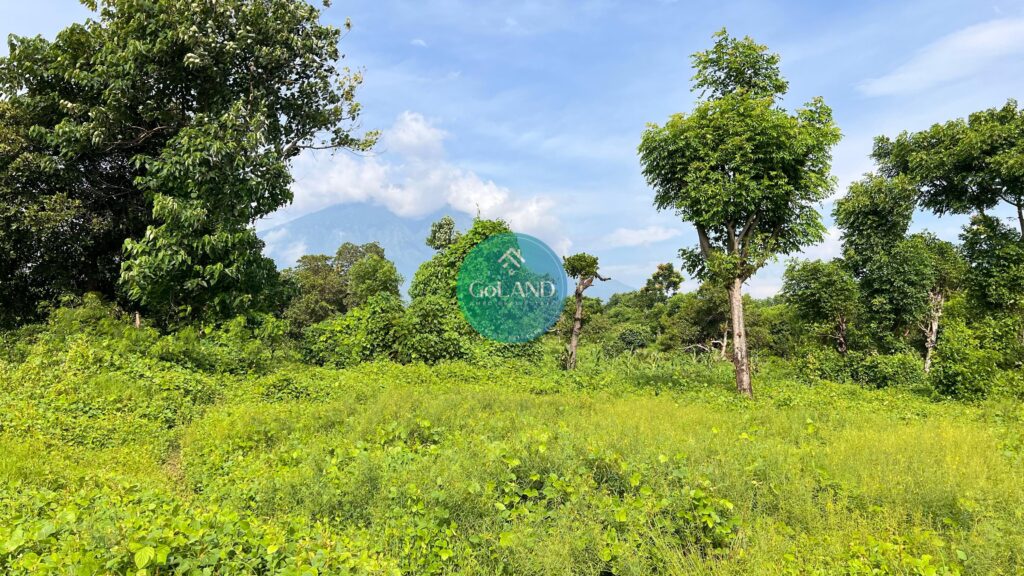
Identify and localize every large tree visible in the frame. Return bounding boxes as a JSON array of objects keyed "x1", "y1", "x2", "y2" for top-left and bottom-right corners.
[
  {"x1": 638, "y1": 29, "x2": 840, "y2": 396},
  {"x1": 0, "y1": 0, "x2": 375, "y2": 325},
  {"x1": 834, "y1": 174, "x2": 962, "y2": 355},
  {"x1": 873, "y1": 99, "x2": 1024, "y2": 236}
]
